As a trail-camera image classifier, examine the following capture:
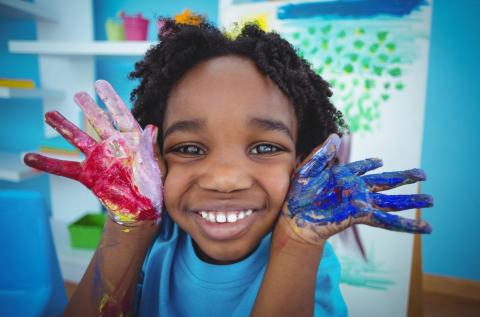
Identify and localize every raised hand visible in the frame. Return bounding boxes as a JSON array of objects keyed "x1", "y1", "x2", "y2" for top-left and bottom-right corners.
[
  {"x1": 24, "y1": 80, "x2": 163, "y2": 225},
  {"x1": 282, "y1": 134, "x2": 433, "y2": 244}
]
